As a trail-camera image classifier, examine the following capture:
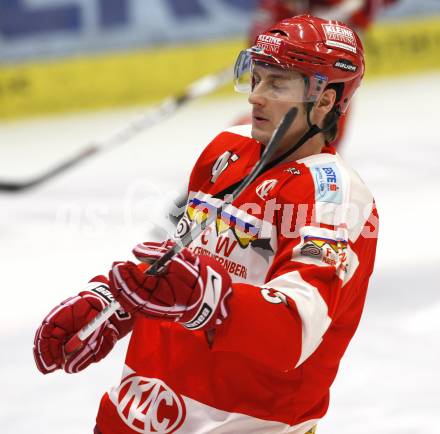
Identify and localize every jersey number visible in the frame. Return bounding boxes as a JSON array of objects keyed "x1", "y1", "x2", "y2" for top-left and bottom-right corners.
[{"x1": 211, "y1": 151, "x2": 239, "y2": 183}]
